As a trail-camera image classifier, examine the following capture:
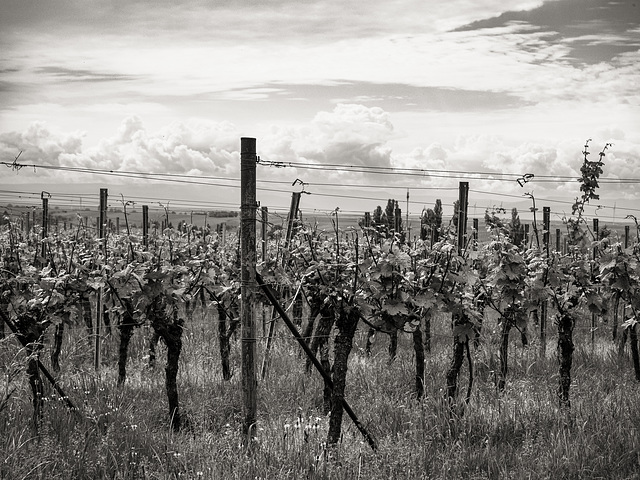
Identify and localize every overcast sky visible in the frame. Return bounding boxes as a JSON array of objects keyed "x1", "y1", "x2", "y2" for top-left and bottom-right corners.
[{"x1": 1, "y1": 0, "x2": 639, "y2": 224}]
